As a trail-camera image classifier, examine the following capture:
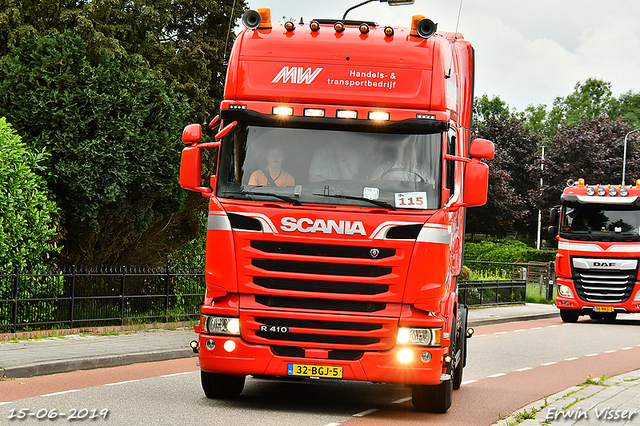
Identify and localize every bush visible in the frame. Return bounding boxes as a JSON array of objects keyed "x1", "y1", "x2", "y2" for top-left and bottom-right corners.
[
  {"x1": 0, "y1": 117, "x2": 59, "y2": 269},
  {"x1": 464, "y1": 239, "x2": 556, "y2": 263}
]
